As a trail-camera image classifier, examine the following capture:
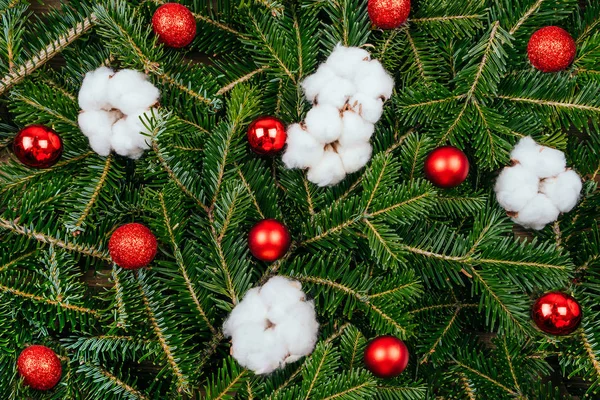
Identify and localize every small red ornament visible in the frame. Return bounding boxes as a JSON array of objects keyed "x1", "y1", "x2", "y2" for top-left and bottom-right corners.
[
  {"x1": 368, "y1": 0, "x2": 411, "y2": 30},
  {"x1": 152, "y1": 3, "x2": 197, "y2": 48},
  {"x1": 109, "y1": 223, "x2": 158, "y2": 270},
  {"x1": 13, "y1": 125, "x2": 63, "y2": 169},
  {"x1": 532, "y1": 291, "x2": 582, "y2": 335},
  {"x1": 527, "y1": 26, "x2": 576, "y2": 73},
  {"x1": 364, "y1": 336, "x2": 409, "y2": 378},
  {"x1": 424, "y1": 146, "x2": 469, "y2": 188},
  {"x1": 248, "y1": 116, "x2": 287, "y2": 156},
  {"x1": 17, "y1": 345, "x2": 62, "y2": 391},
  {"x1": 248, "y1": 219, "x2": 291, "y2": 262}
]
